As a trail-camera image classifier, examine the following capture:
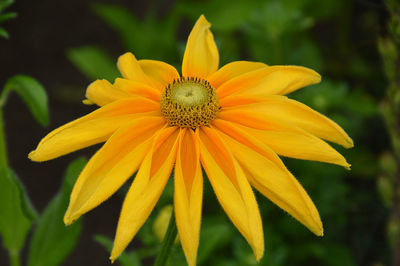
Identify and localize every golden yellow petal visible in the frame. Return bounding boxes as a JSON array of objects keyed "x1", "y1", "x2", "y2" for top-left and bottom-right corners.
[
  {"x1": 217, "y1": 66, "x2": 321, "y2": 99},
  {"x1": 117, "y1": 52, "x2": 155, "y2": 86},
  {"x1": 139, "y1": 60, "x2": 180, "y2": 91},
  {"x1": 198, "y1": 127, "x2": 264, "y2": 261},
  {"x1": 63, "y1": 116, "x2": 165, "y2": 225},
  {"x1": 28, "y1": 97, "x2": 160, "y2": 161},
  {"x1": 213, "y1": 119, "x2": 350, "y2": 169},
  {"x1": 207, "y1": 61, "x2": 267, "y2": 89},
  {"x1": 220, "y1": 95, "x2": 353, "y2": 148},
  {"x1": 174, "y1": 128, "x2": 203, "y2": 266},
  {"x1": 110, "y1": 127, "x2": 180, "y2": 262},
  {"x1": 216, "y1": 128, "x2": 323, "y2": 236},
  {"x1": 182, "y1": 15, "x2": 219, "y2": 79},
  {"x1": 85, "y1": 79, "x2": 133, "y2": 106},
  {"x1": 113, "y1": 78, "x2": 161, "y2": 102}
]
